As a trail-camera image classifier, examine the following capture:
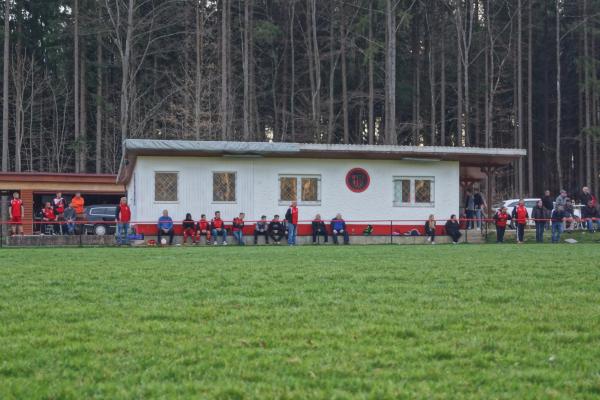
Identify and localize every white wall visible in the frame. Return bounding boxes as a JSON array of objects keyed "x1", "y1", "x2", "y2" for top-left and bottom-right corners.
[{"x1": 127, "y1": 156, "x2": 460, "y2": 224}]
